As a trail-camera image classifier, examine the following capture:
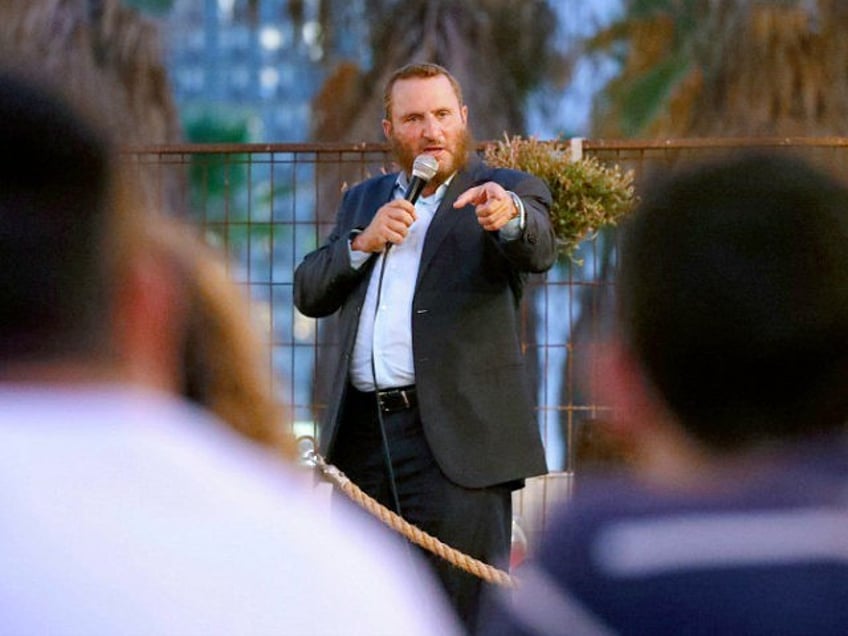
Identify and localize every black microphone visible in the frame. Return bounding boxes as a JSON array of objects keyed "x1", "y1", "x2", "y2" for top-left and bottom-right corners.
[{"x1": 405, "y1": 154, "x2": 439, "y2": 204}]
